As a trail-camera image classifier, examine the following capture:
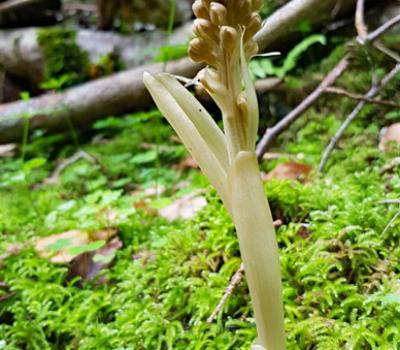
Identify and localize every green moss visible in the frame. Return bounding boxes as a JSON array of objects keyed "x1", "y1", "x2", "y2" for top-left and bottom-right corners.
[
  {"x1": 37, "y1": 27, "x2": 90, "y2": 90},
  {"x1": 1, "y1": 33, "x2": 400, "y2": 349}
]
